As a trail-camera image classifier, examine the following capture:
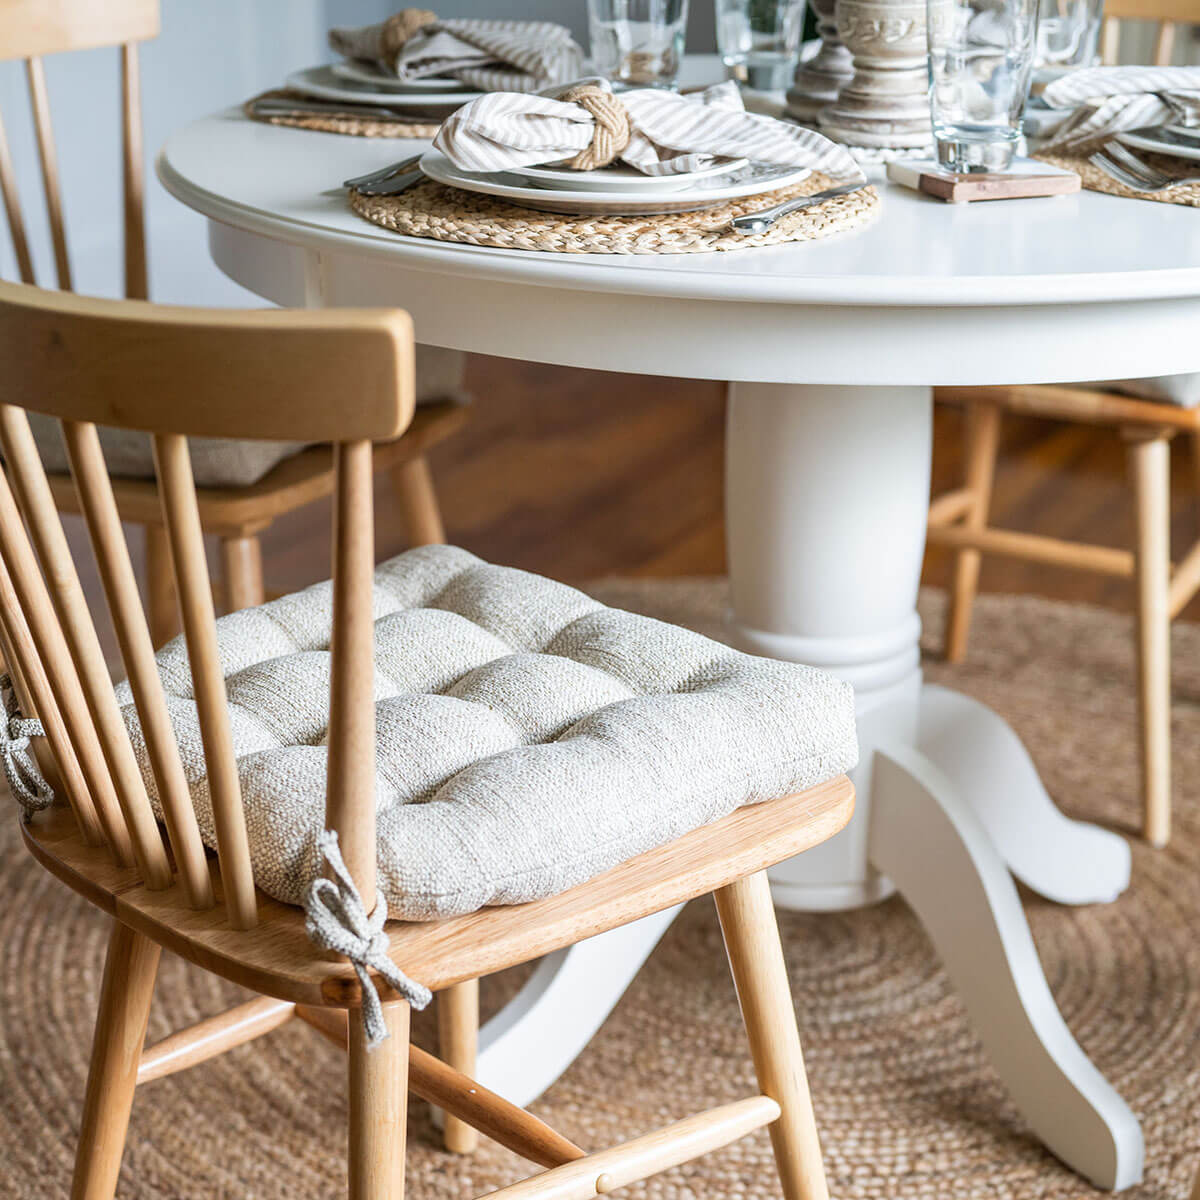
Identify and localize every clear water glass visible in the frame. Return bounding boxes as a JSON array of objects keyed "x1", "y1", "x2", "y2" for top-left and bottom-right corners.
[
  {"x1": 1034, "y1": 0, "x2": 1102, "y2": 71},
  {"x1": 715, "y1": 0, "x2": 807, "y2": 91},
  {"x1": 927, "y1": 0, "x2": 1041, "y2": 171},
  {"x1": 588, "y1": 0, "x2": 690, "y2": 89}
]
